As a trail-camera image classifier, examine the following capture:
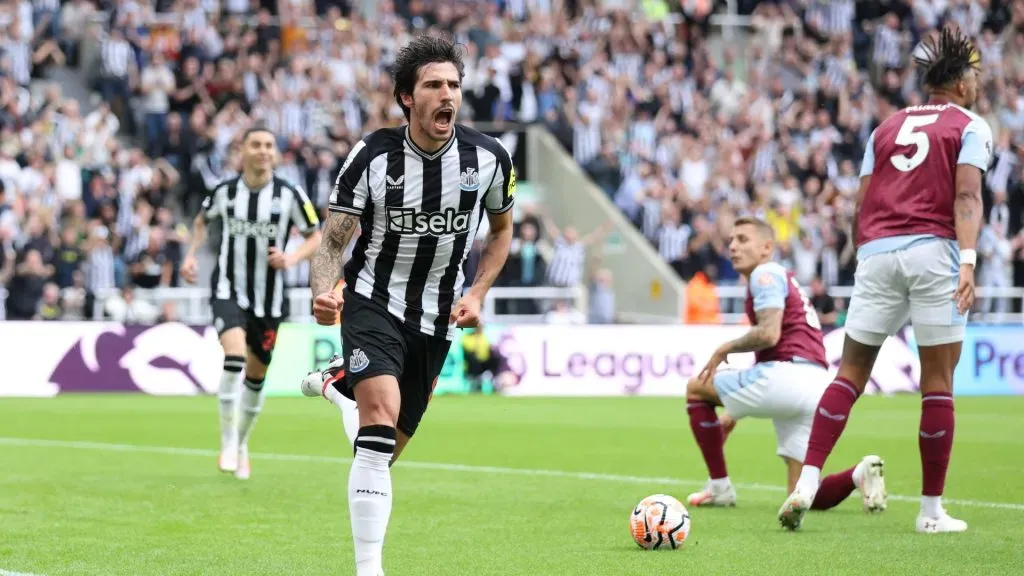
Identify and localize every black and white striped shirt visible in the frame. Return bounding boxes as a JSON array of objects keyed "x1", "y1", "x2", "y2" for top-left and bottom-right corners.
[
  {"x1": 101, "y1": 37, "x2": 133, "y2": 78},
  {"x1": 329, "y1": 125, "x2": 515, "y2": 340},
  {"x1": 2, "y1": 40, "x2": 31, "y2": 86},
  {"x1": 873, "y1": 26, "x2": 902, "y2": 70},
  {"x1": 804, "y1": 0, "x2": 854, "y2": 37},
  {"x1": 86, "y1": 245, "x2": 116, "y2": 294},
  {"x1": 546, "y1": 237, "x2": 585, "y2": 287},
  {"x1": 658, "y1": 223, "x2": 691, "y2": 263},
  {"x1": 201, "y1": 175, "x2": 321, "y2": 317}
]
